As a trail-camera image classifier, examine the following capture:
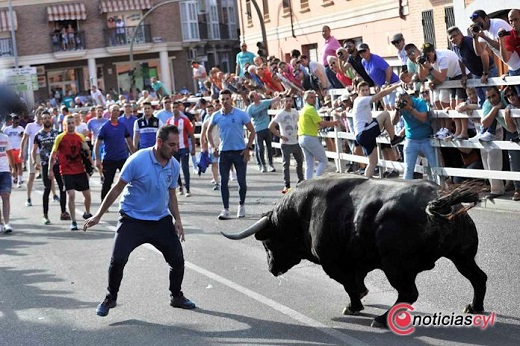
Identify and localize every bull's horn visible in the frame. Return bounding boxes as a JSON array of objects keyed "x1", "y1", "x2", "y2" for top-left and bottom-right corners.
[{"x1": 221, "y1": 216, "x2": 269, "y2": 240}]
